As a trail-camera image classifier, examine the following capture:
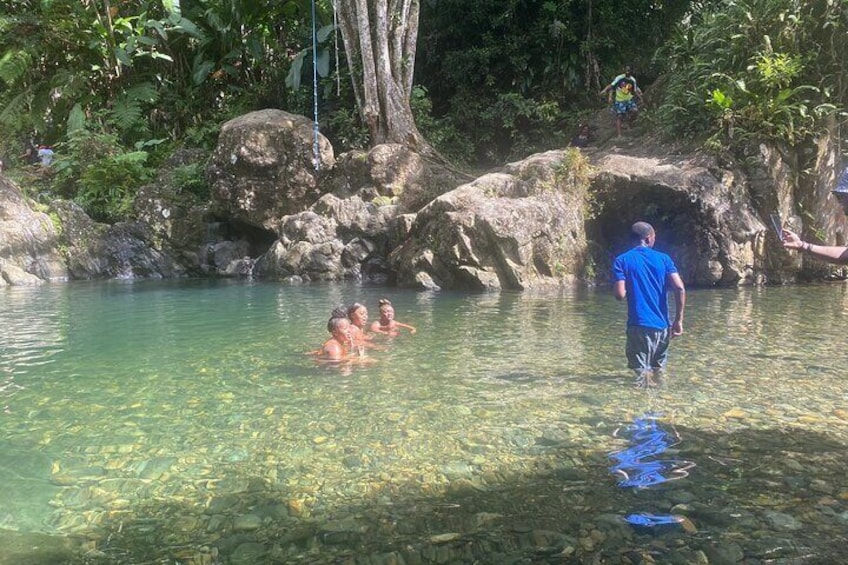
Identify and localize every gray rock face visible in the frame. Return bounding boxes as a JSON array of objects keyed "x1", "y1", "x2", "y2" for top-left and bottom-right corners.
[
  {"x1": 590, "y1": 152, "x2": 765, "y2": 286},
  {"x1": 389, "y1": 150, "x2": 588, "y2": 290},
  {"x1": 255, "y1": 194, "x2": 399, "y2": 282},
  {"x1": 2, "y1": 106, "x2": 843, "y2": 288},
  {"x1": 208, "y1": 109, "x2": 335, "y2": 233},
  {"x1": 50, "y1": 200, "x2": 189, "y2": 280},
  {"x1": 0, "y1": 177, "x2": 67, "y2": 284}
]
